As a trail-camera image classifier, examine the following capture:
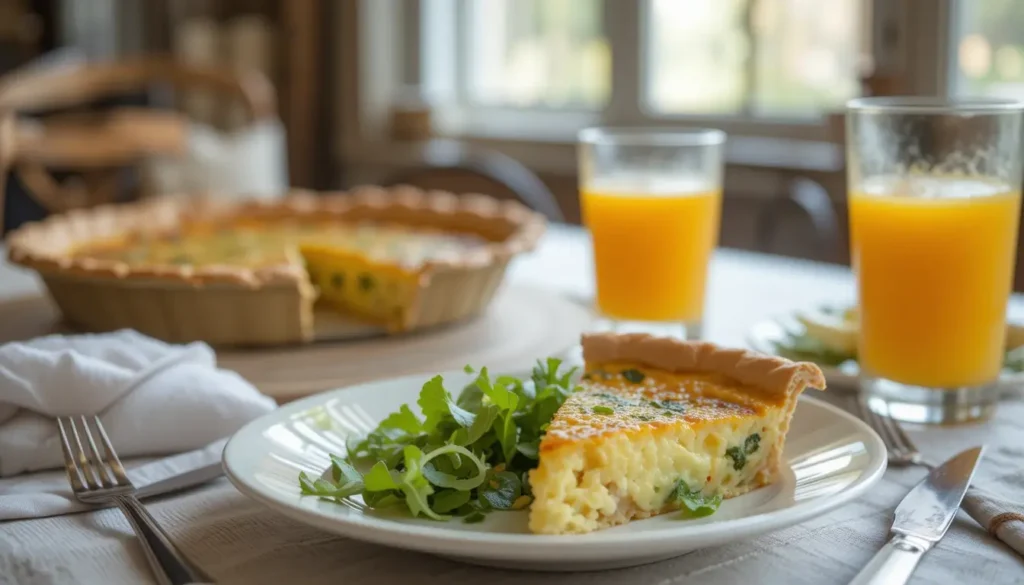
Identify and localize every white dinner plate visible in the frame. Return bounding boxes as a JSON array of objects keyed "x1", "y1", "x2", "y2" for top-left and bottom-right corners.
[
  {"x1": 747, "y1": 317, "x2": 1024, "y2": 394},
  {"x1": 223, "y1": 369, "x2": 887, "y2": 571}
]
